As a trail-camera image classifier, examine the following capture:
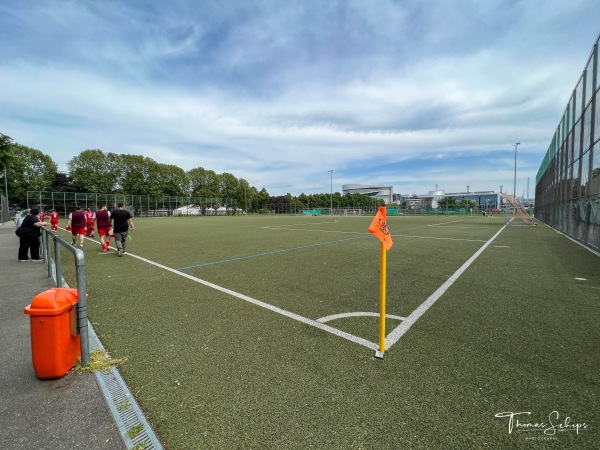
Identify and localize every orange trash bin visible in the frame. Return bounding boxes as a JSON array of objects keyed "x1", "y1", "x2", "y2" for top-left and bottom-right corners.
[{"x1": 24, "y1": 288, "x2": 81, "y2": 379}]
